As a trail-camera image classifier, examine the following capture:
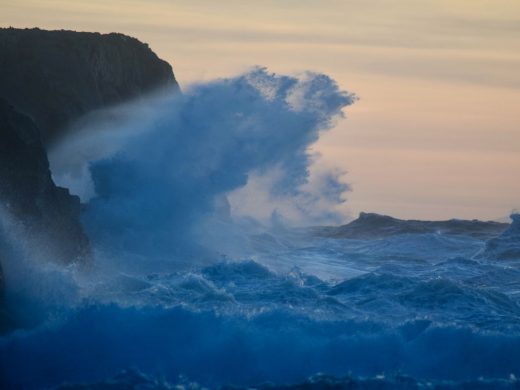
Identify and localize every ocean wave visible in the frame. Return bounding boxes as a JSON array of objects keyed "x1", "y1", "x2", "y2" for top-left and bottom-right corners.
[{"x1": 3, "y1": 300, "x2": 520, "y2": 389}]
